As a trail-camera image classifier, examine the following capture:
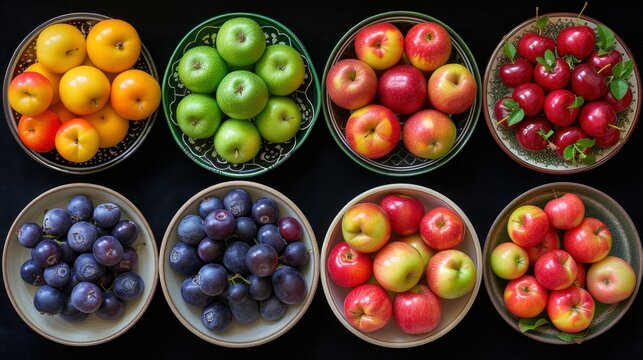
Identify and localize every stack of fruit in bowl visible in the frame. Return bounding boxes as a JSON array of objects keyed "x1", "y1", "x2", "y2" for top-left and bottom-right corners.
[
  {"x1": 4, "y1": 13, "x2": 160, "y2": 173},
  {"x1": 323, "y1": 11, "x2": 481, "y2": 176},
  {"x1": 163, "y1": 13, "x2": 320, "y2": 178},
  {"x1": 484, "y1": 5, "x2": 640, "y2": 173},
  {"x1": 483, "y1": 182, "x2": 641, "y2": 344},
  {"x1": 321, "y1": 184, "x2": 481, "y2": 348}
]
